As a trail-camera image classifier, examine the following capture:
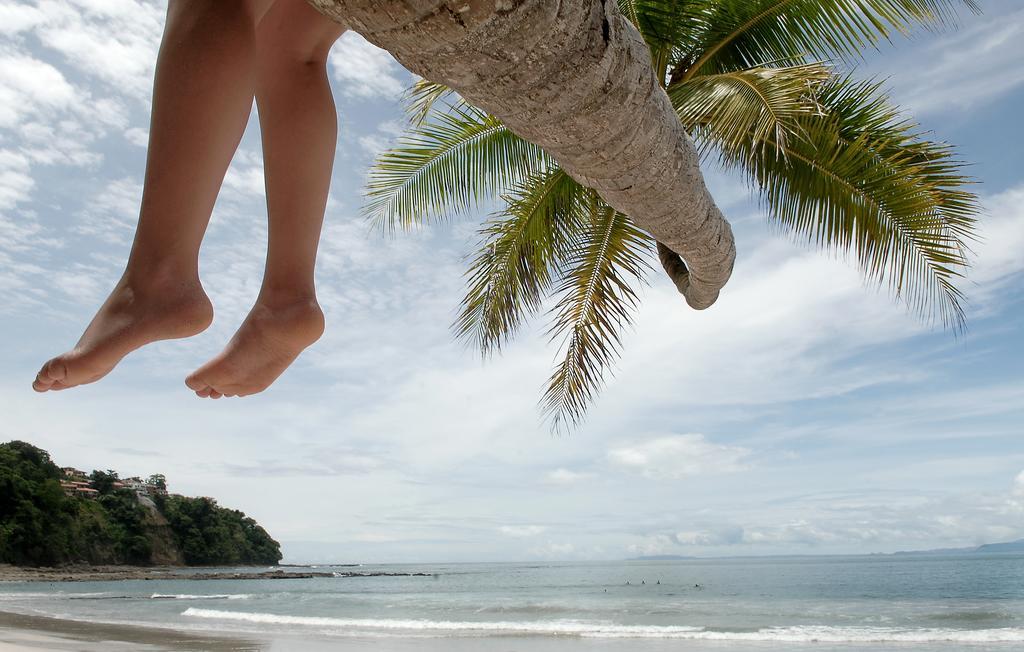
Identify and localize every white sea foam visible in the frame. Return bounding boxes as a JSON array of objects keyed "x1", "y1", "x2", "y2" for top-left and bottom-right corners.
[
  {"x1": 0, "y1": 592, "x2": 111, "y2": 601},
  {"x1": 181, "y1": 609, "x2": 701, "y2": 636},
  {"x1": 180, "y1": 609, "x2": 1024, "y2": 642},
  {"x1": 152, "y1": 594, "x2": 251, "y2": 600}
]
